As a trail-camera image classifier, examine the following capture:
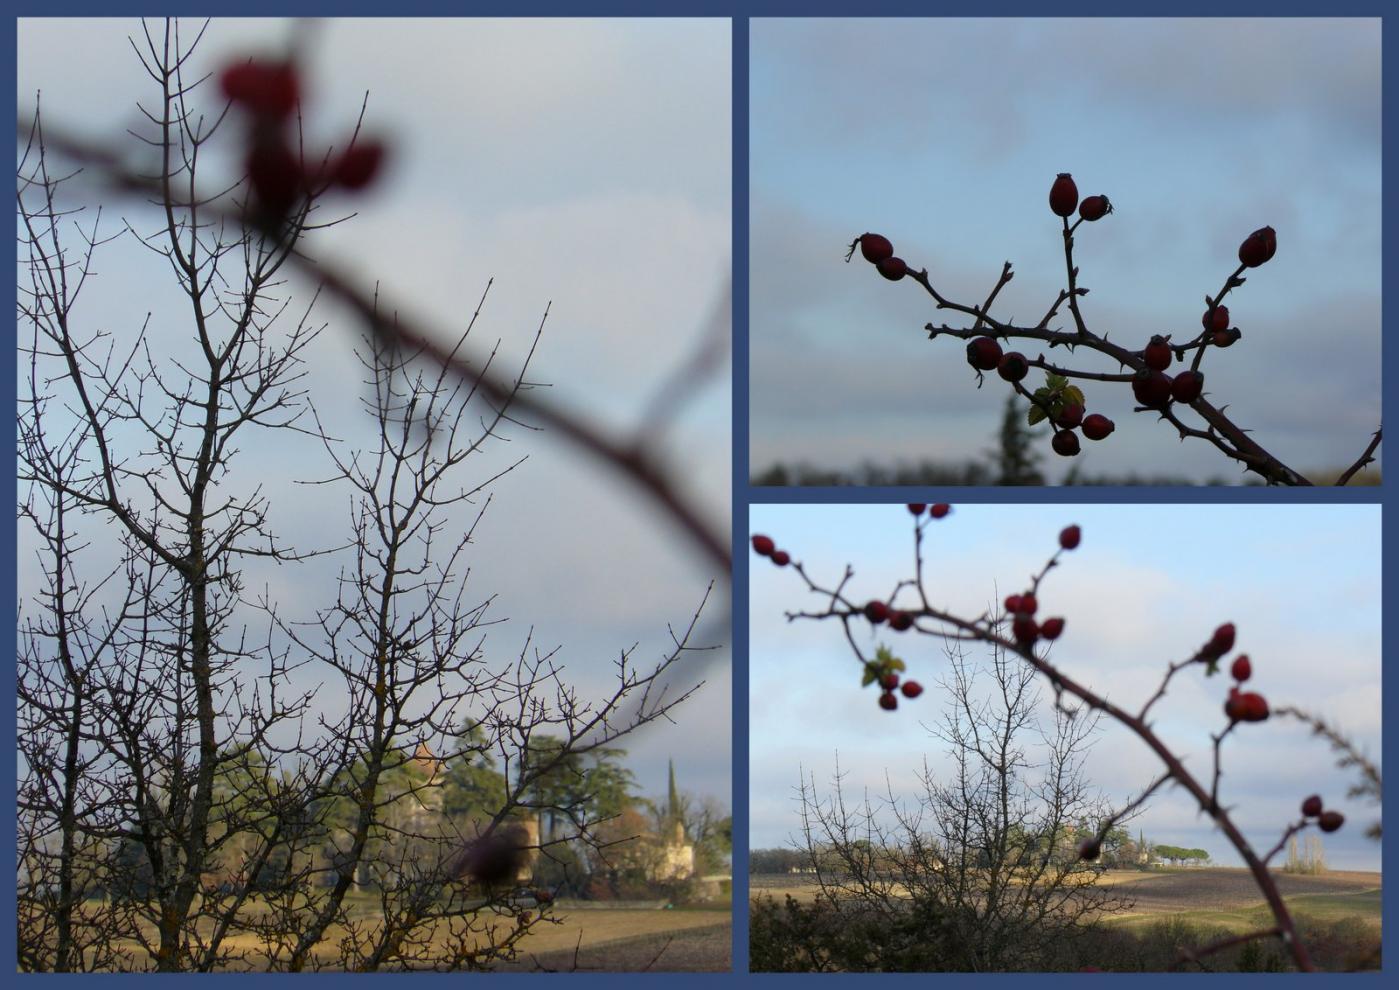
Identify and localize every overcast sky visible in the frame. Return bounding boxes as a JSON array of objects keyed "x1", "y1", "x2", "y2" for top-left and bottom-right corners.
[
  {"x1": 749, "y1": 503, "x2": 1381, "y2": 871},
  {"x1": 17, "y1": 17, "x2": 731, "y2": 806},
  {"x1": 750, "y1": 18, "x2": 1381, "y2": 484}
]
